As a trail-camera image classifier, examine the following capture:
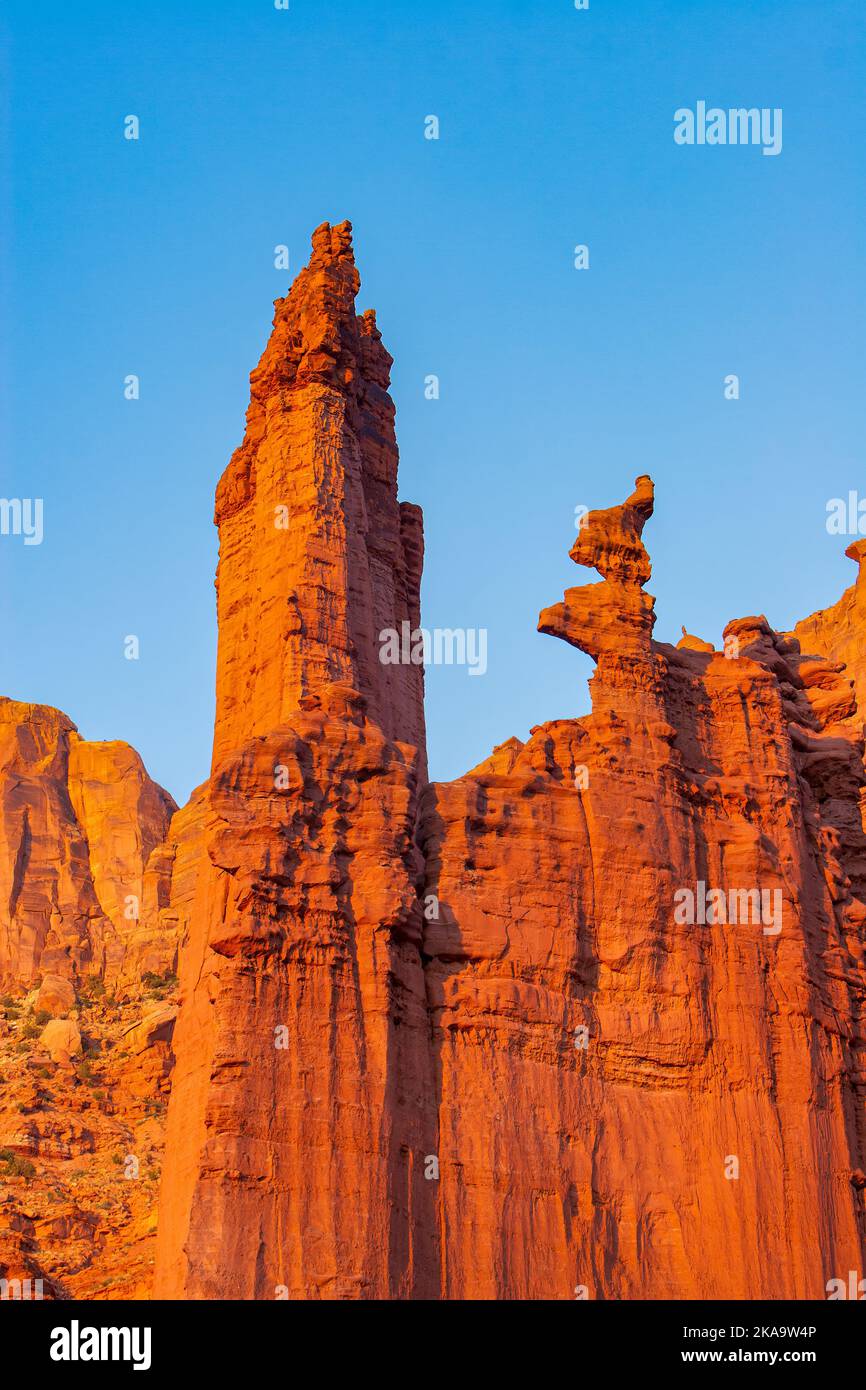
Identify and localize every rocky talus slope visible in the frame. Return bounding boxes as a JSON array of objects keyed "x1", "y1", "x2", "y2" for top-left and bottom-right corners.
[{"x1": 1, "y1": 225, "x2": 864, "y2": 1299}]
